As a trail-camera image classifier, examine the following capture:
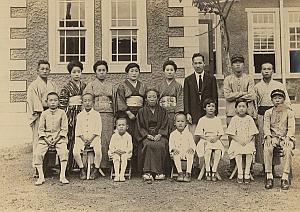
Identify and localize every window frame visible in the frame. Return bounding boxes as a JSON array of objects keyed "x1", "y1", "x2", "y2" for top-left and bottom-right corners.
[
  {"x1": 283, "y1": 7, "x2": 300, "y2": 78},
  {"x1": 246, "y1": 8, "x2": 281, "y2": 79},
  {"x1": 102, "y1": 0, "x2": 151, "y2": 73},
  {"x1": 49, "y1": 0, "x2": 94, "y2": 73}
]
